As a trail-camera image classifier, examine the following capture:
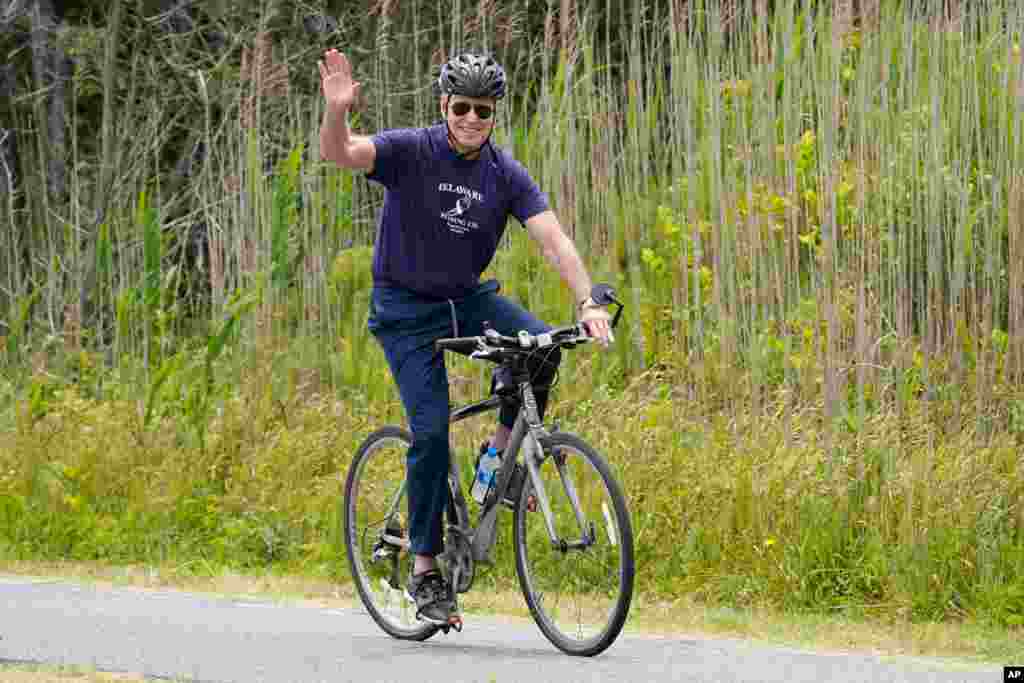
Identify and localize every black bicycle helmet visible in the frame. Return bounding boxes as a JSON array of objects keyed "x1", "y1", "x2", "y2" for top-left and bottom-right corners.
[{"x1": 437, "y1": 52, "x2": 507, "y2": 100}]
